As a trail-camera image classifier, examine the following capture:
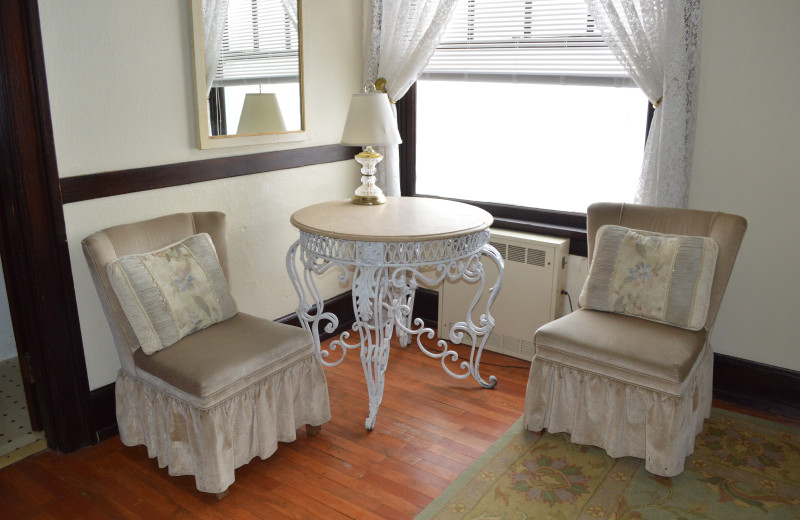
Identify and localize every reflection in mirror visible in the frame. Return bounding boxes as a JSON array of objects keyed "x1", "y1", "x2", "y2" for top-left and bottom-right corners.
[{"x1": 191, "y1": 0, "x2": 305, "y2": 149}]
